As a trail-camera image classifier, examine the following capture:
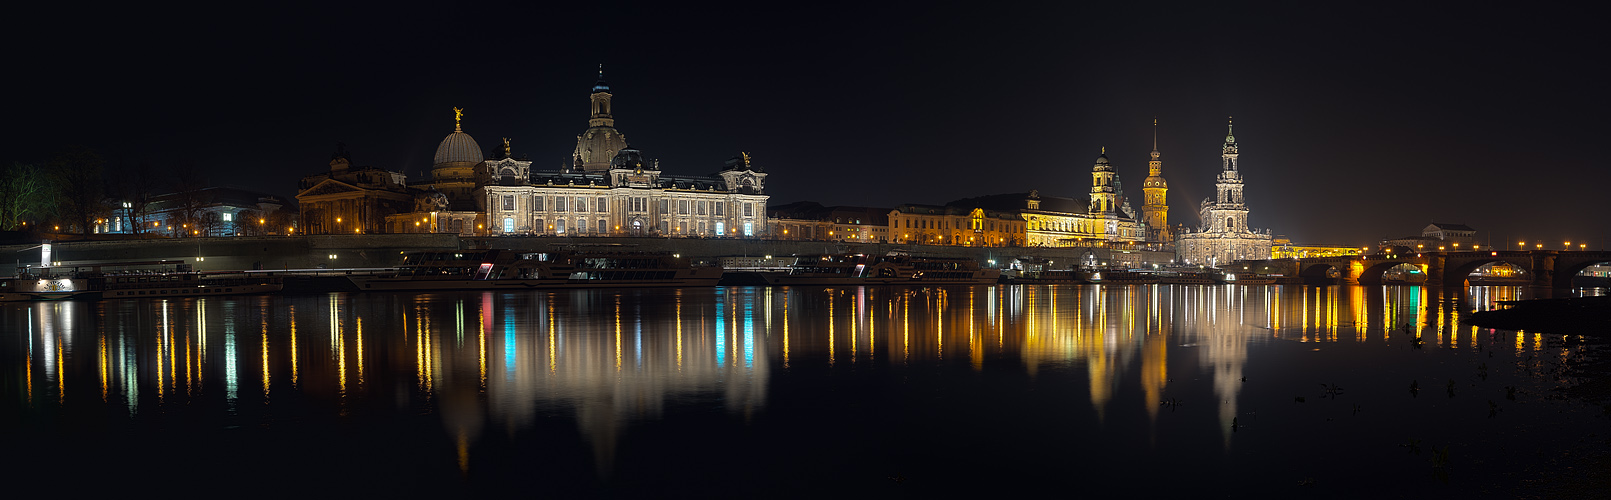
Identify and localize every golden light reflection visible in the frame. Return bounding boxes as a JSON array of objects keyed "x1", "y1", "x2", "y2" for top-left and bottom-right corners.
[{"x1": 7, "y1": 283, "x2": 1579, "y2": 480}]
